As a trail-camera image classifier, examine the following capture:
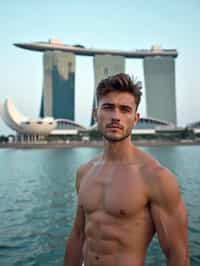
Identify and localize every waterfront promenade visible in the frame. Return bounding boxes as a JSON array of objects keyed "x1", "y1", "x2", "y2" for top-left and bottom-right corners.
[{"x1": 0, "y1": 139, "x2": 199, "y2": 149}]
